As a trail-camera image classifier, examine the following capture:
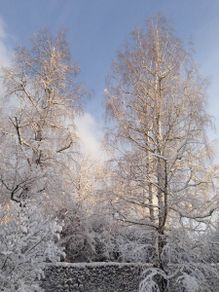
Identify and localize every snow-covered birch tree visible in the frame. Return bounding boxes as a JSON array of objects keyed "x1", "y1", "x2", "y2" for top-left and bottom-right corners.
[
  {"x1": 0, "y1": 30, "x2": 86, "y2": 290},
  {"x1": 1, "y1": 30, "x2": 82, "y2": 206},
  {"x1": 105, "y1": 16, "x2": 219, "y2": 291}
]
